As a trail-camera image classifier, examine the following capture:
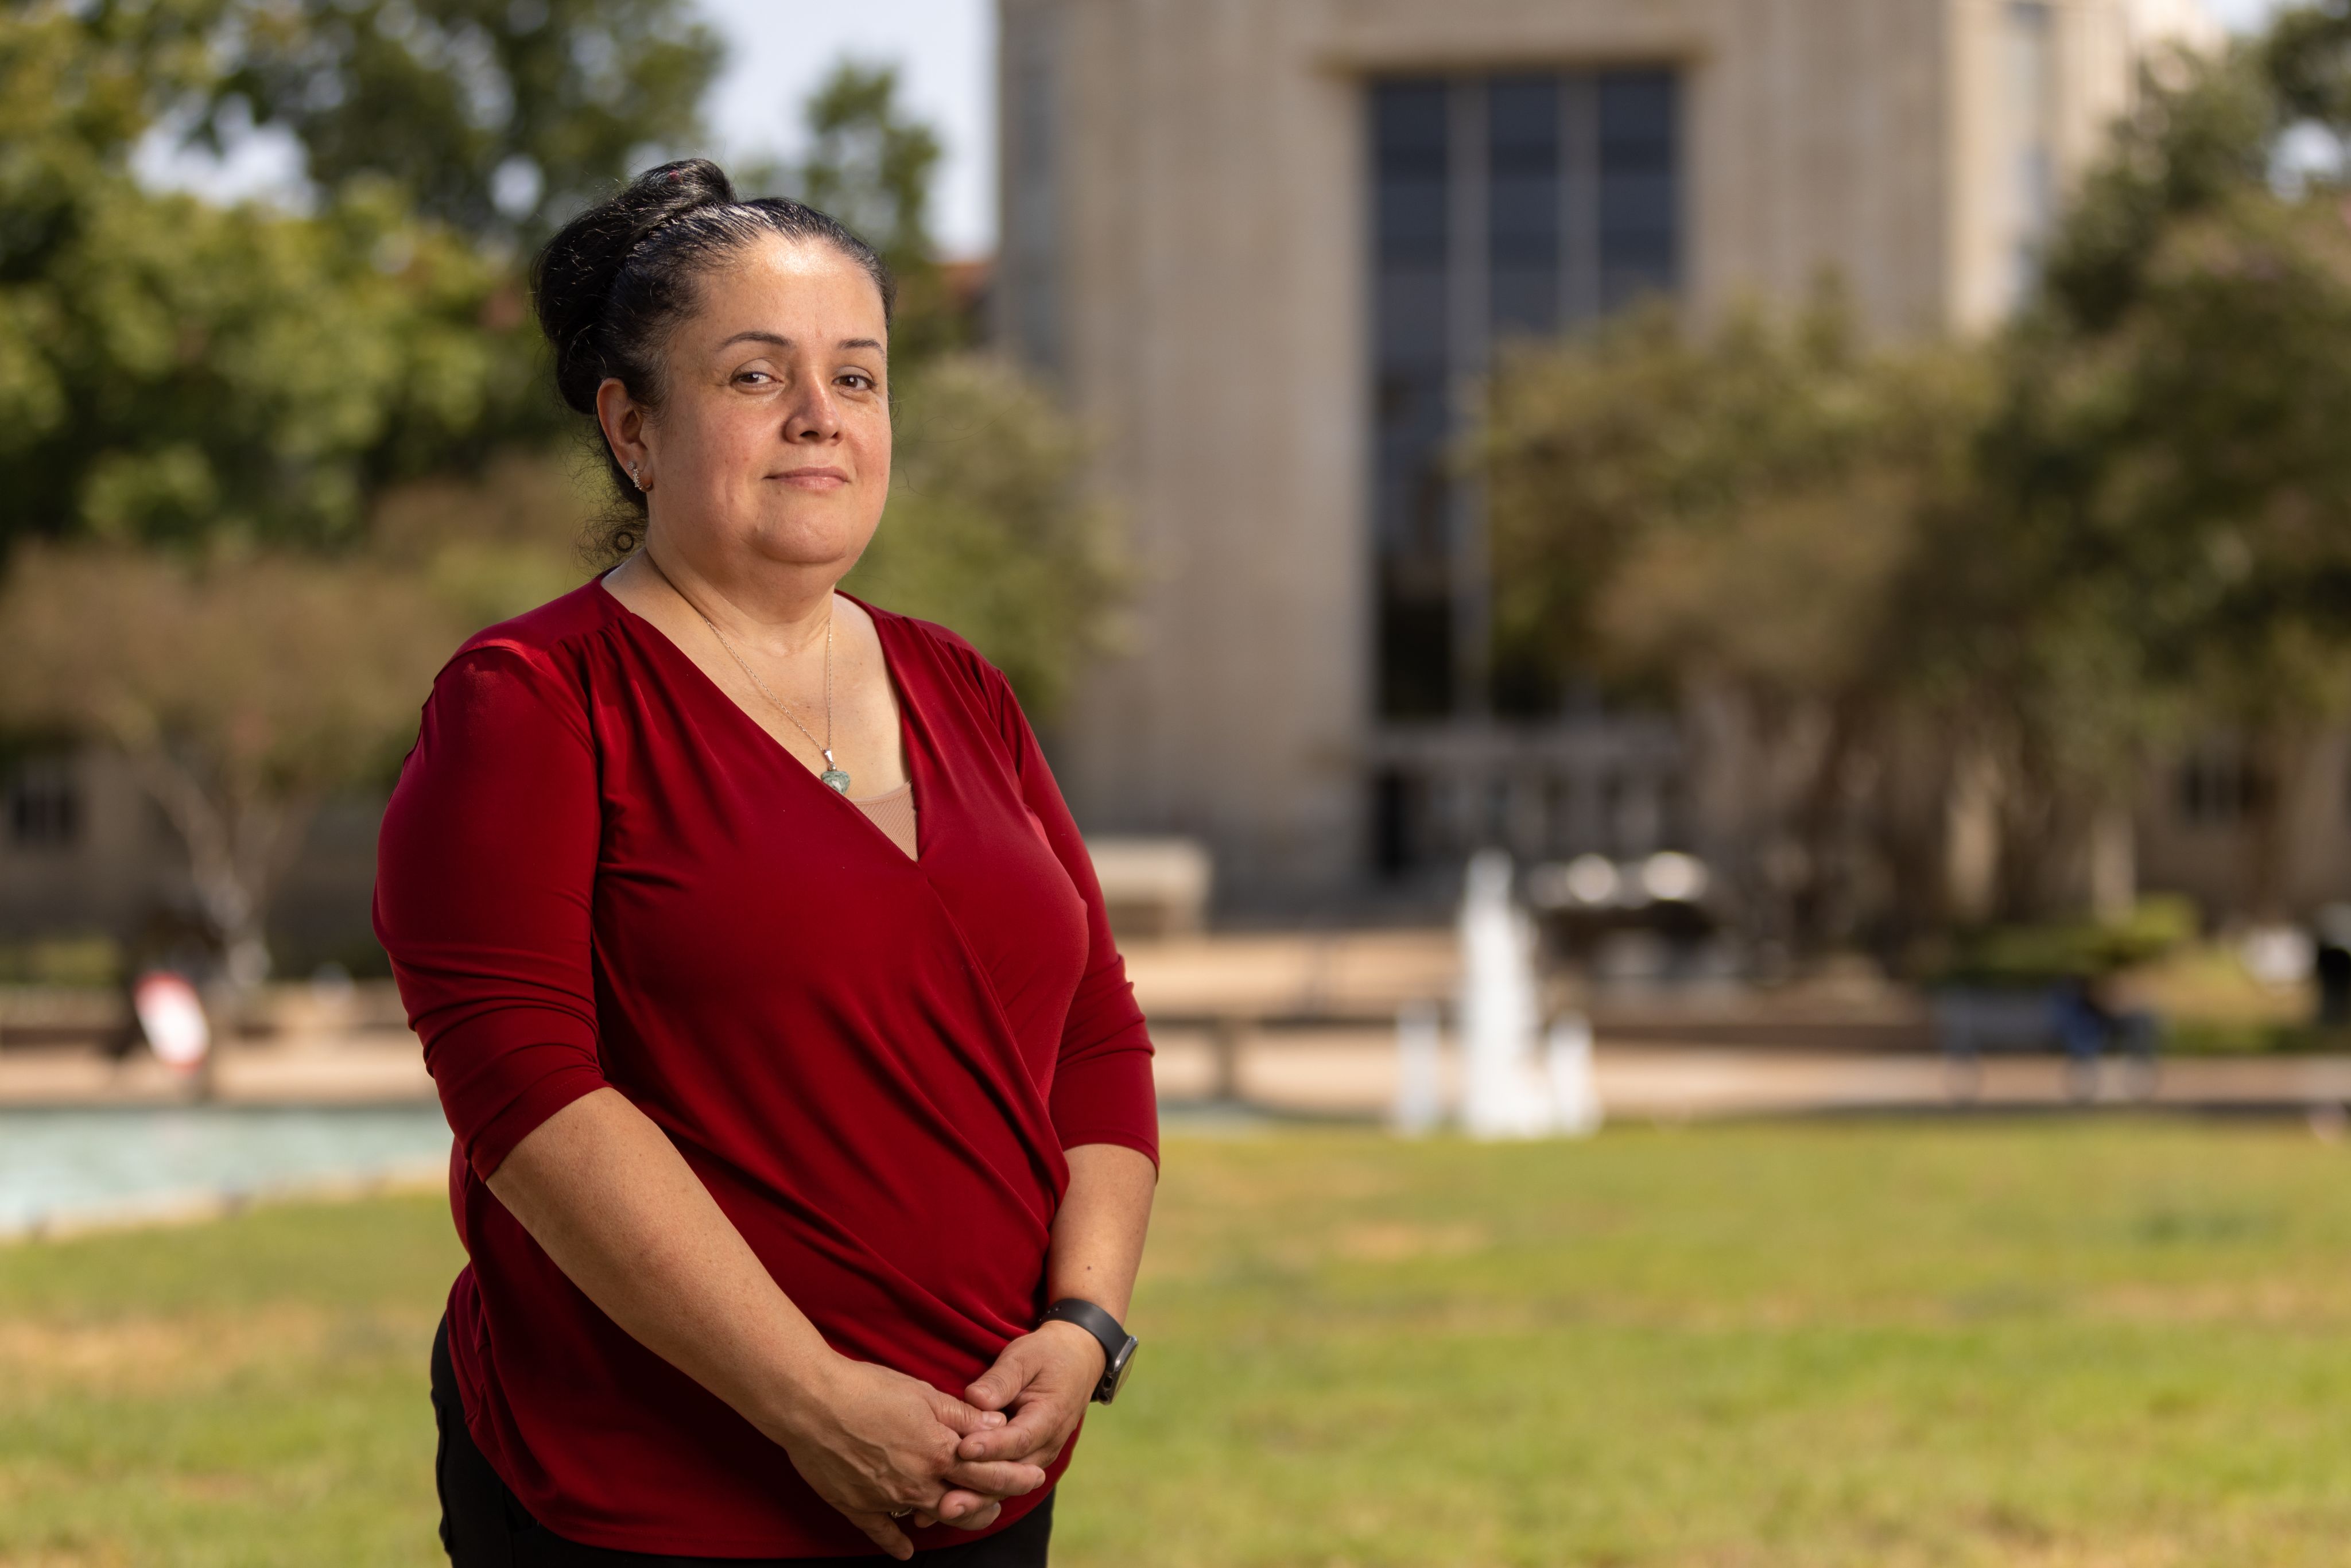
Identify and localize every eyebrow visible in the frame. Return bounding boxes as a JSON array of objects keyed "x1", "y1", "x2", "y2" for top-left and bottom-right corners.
[{"x1": 716, "y1": 331, "x2": 886, "y2": 354}]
